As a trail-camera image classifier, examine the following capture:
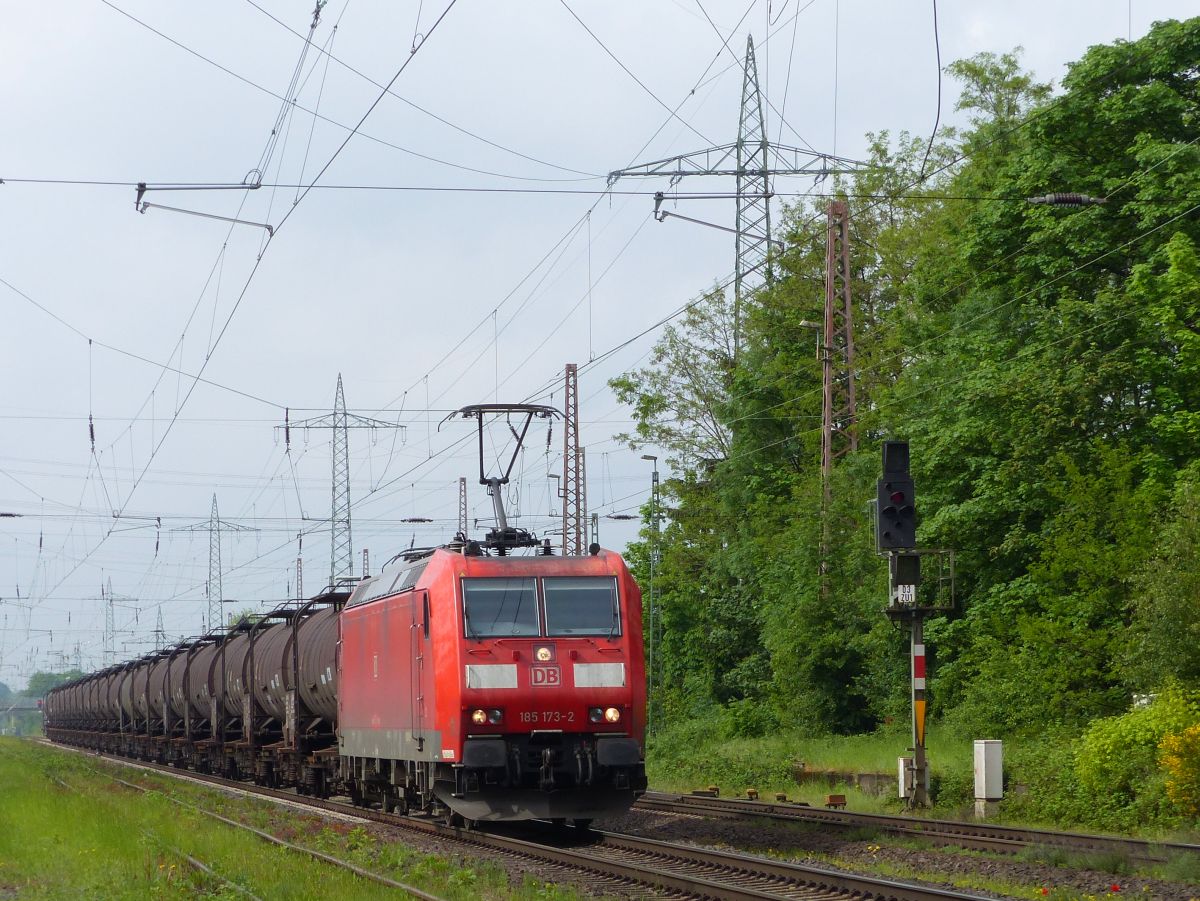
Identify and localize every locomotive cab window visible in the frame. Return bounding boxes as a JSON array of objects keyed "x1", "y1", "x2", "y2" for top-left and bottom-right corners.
[
  {"x1": 543, "y1": 576, "x2": 620, "y2": 637},
  {"x1": 462, "y1": 578, "x2": 540, "y2": 638}
]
